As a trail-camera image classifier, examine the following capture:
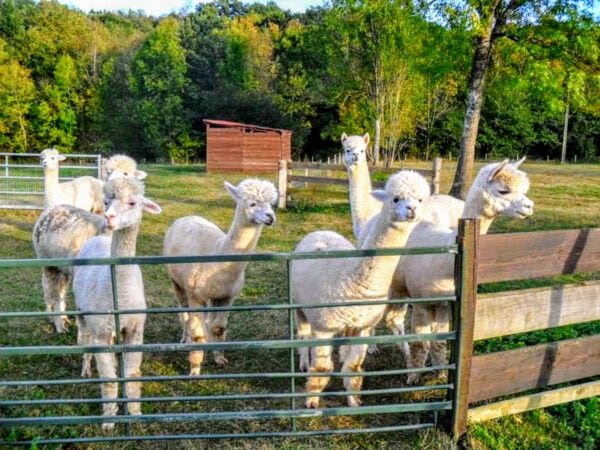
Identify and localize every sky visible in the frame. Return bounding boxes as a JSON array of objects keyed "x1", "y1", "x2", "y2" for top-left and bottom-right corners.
[{"x1": 60, "y1": 0, "x2": 326, "y2": 16}]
